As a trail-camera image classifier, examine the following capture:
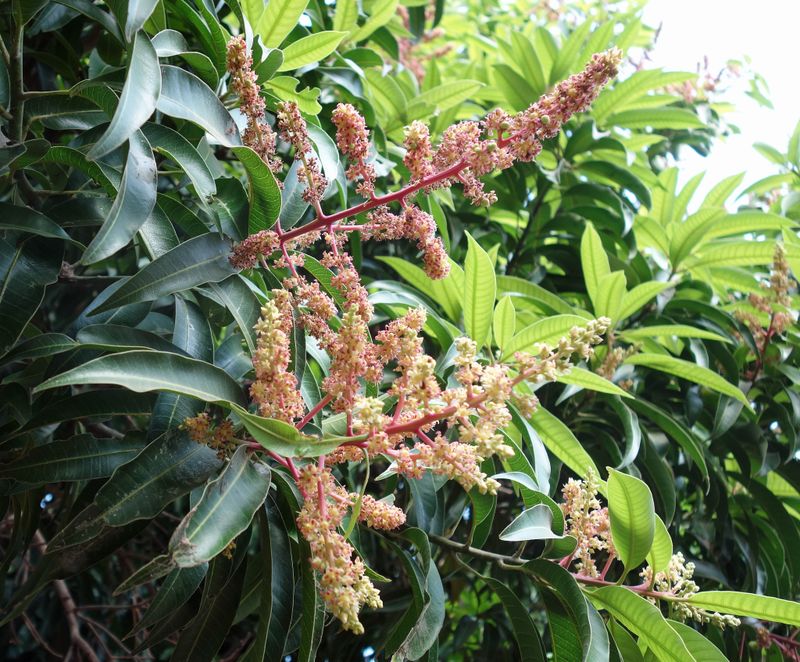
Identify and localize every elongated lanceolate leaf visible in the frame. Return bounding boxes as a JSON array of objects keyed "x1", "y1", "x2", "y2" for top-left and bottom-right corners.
[
  {"x1": 231, "y1": 146, "x2": 282, "y2": 233},
  {"x1": 91, "y1": 234, "x2": 236, "y2": 314},
  {"x1": 170, "y1": 446, "x2": 271, "y2": 567},
  {"x1": 34, "y1": 350, "x2": 247, "y2": 406},
  {"x1": 88, "y1": 32, "x2": 161, "y2": 159},
  {"x1": 607, "y1": 468, "x2": 655, "y2": 572},
  {"x1": 463, "y1": 232, "x2": 496, "y2": 348},
  {"x1": 687, "y1": 591, "x2": 800, "y2": 627}
]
